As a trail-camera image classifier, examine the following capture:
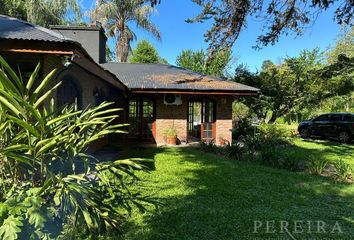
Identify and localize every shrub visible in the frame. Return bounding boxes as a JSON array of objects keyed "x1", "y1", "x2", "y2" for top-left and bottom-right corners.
[
  {"x1": 258, "y1": 124, "x2": 292, "y2": 145},
  {"x1": 258, "y1": 141, "x2": 280, "y2": 167},
  {"x1": 232, "y1": 118, "x2": 254, "y2": 140},
  {"x1": 308, "y1": 156, "x2": 328, "y2": 175},
  {"x1": 334, "y1": 160, "x2": 353, "y2": 182},
  {"x1": 200, "y1": 140, "x2": 217, "y2": 153},
  {"x1": 278, "y1": 152, "x2": 303, "y2": 171},
  {"x1": 224, "y1": 142, "x2": 244, "y2": 161},
  {"x1": 0, "y1": 57, "x2": 153, "y2": 239}
]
